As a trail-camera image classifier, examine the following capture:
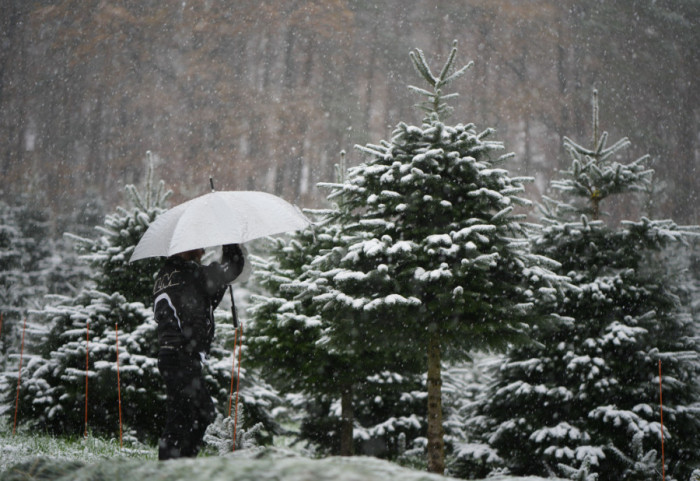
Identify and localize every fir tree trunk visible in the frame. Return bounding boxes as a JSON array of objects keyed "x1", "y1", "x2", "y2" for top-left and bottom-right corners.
[
  {"x1": 340, "y1": 384, "x2": 354, "y2": 456},
  {"x1": 426, "y1": 330, "x2": 445, "y2": 474}
]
